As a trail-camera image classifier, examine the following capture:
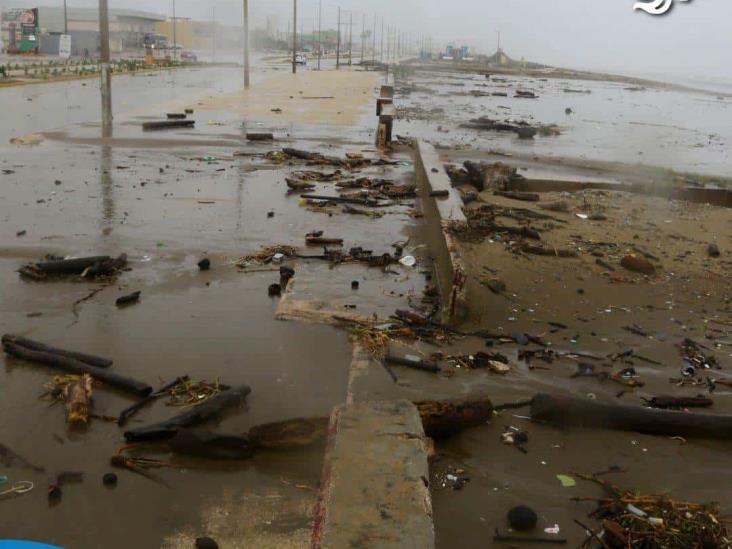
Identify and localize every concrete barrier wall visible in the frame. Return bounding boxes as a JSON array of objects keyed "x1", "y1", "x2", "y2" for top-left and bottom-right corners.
[{"x1": 413, "y1": 141, "x2": 468, "y2": 324}]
